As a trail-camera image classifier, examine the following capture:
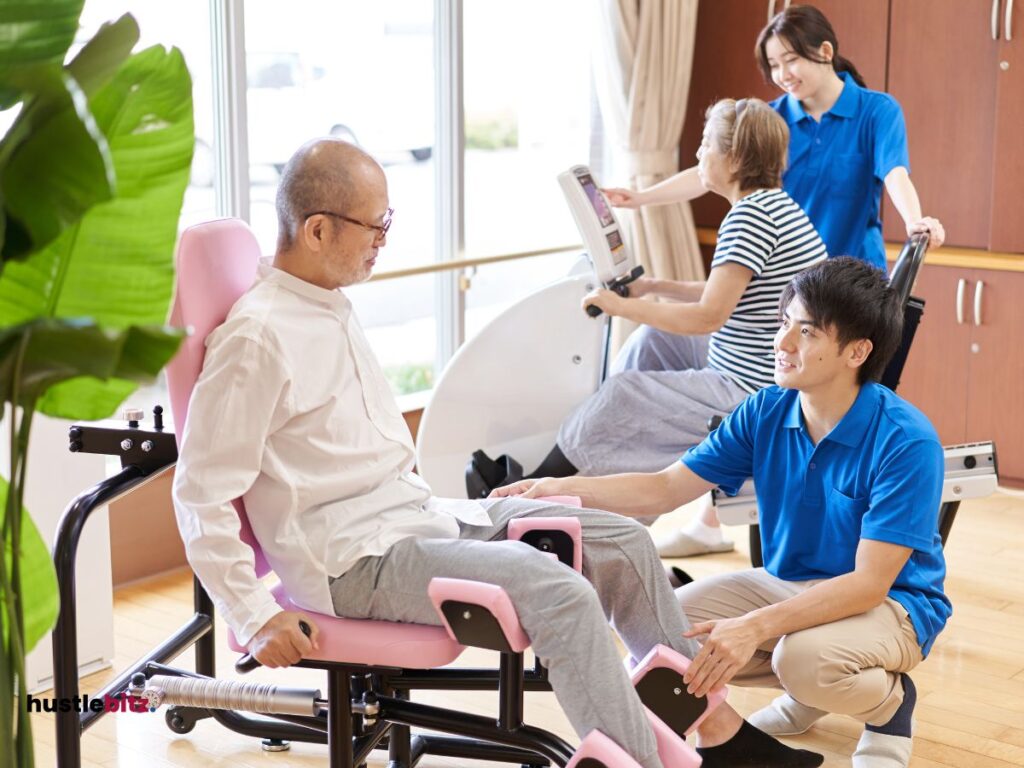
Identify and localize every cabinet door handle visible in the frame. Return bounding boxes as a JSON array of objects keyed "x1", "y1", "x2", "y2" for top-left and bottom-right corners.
[
  {"x1": 956, "y1": 278, "x2": 966, "y2": 324},
  {"x1": 974, "y1": 280, "x2": 985, "y2": 325},
  {"x1": 784, "y1": 0, "x2": 792, "y2": 8},
  {"x1": 994, "y1": 0, "x2": 1002, "y2": 40},
  {"x1": 768, "y1": 0, "x2": 776, "y2": 23},
  {"x1": 1007, "y1": 0, "x2": 1015, "y2": 41}
]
